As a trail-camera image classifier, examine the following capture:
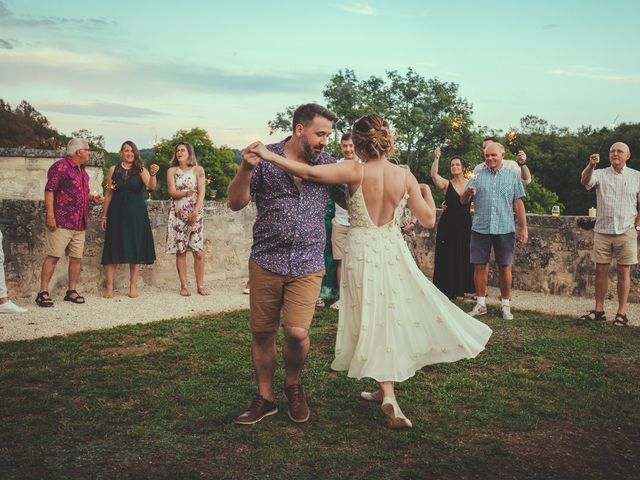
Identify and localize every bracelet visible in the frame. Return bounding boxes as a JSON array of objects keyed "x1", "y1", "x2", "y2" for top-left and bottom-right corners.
[
  {"x1": 517, "y1": 161, "x2": 526, "y2": 166},
  {"x1": 150, "y1": 173, "x2": 157, "y2": 176}
]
